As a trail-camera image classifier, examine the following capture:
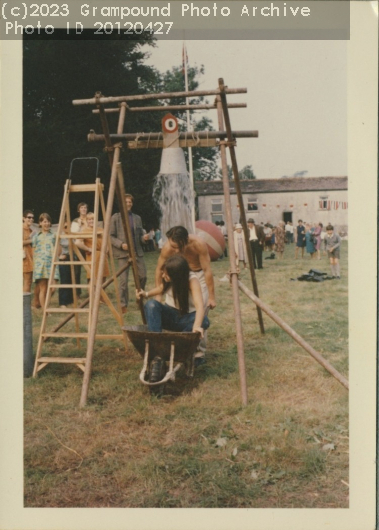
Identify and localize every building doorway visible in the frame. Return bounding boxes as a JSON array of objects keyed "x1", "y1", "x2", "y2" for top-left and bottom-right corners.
[{"x1": 283, "y1": 212, "x2": 293, "y2": 223}]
